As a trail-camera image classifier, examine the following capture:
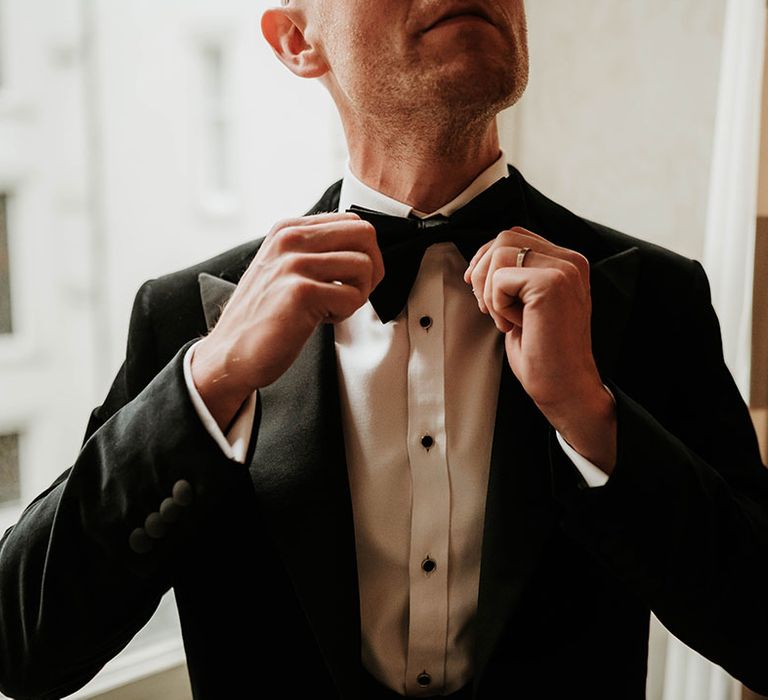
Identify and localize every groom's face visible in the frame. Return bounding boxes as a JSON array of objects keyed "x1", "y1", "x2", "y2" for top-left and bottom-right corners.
[{"x1": 302, "y1": 0, "x2": 530, "y2": 121}]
